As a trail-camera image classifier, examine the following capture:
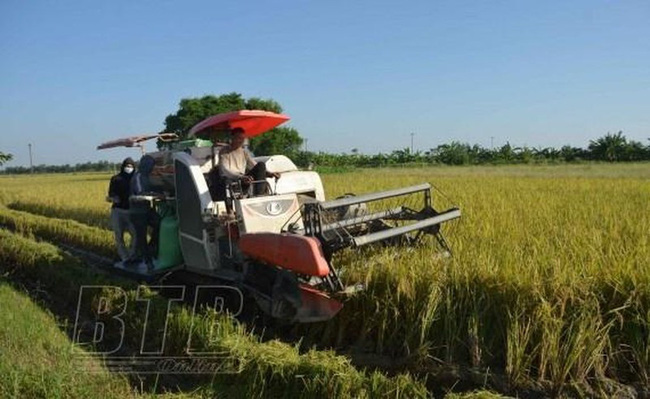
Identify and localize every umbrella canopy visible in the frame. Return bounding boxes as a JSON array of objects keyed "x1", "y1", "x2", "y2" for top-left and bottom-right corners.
[{"x1": 188, "y1": 110, "x2": 290, "y2": 139}]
